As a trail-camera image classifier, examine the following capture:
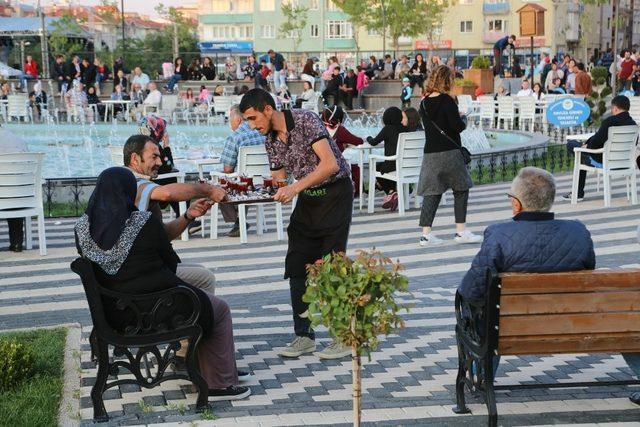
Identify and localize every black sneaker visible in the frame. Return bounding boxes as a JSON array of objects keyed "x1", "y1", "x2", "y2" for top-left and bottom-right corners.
[
  {"x1": 208, "y1": 385, "x2": 251, "y2": 401},
  {"x1": 188, "y1": 220, "x2": 202, "y2": 235},
  {"x1": 237, "y1": 370, "x2": 251, "y2": 382},
  {"x1": 227, "y1": 223, "x2": 250, "y2": 238},
  {"x1": 562, "y1": 192, "x2": 584, "y2": 202},
  {"x1": 8, "y1": 243, "x2": 23, "y2": 253}
]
